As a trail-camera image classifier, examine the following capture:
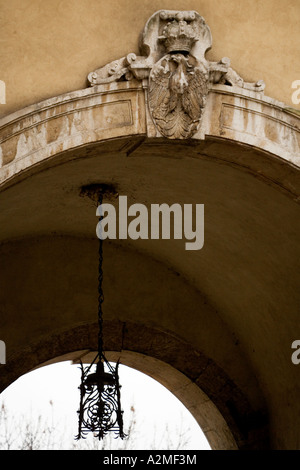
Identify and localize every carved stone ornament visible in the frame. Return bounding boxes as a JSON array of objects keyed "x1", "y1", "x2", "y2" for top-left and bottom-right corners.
[{"x1": 88, "y1": 10, "x2": 265, "y2": 139}]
